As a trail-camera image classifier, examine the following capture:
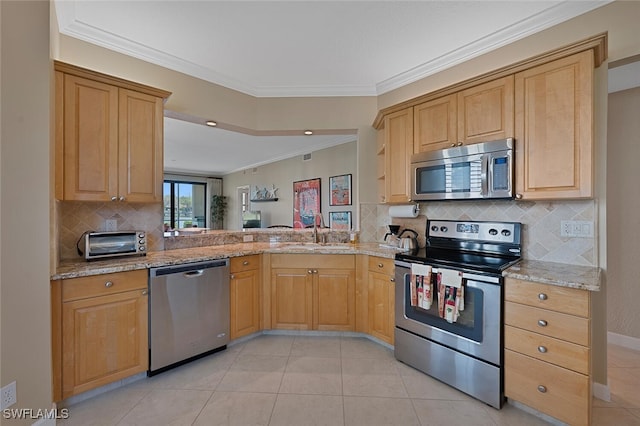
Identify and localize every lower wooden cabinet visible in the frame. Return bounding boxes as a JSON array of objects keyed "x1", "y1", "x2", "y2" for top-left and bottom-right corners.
[
  {"x1": 367, "y1": 256, "x2": 395, "y2": 344},
  {"x1": 52, "y1": 270, "x2": 148, "y2": 401},
  {"x1": 229, "y1": 255, "x2": 262, "y2": 340},
  {"x1": 270, "y1": 254, "x2": 355, "y2": 331},
  {"x1": 504, "y1": 277, "x2": 591, "y2": 425}
]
